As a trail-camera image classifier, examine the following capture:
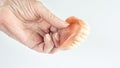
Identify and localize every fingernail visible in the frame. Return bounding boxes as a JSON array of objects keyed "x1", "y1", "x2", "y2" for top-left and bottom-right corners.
[
  {"x1": 50, "y1": 26, "x2": 57, "y2": 32},
  {"x1": 55, "y1": 33, "x2": 59, "y2": 41},
  {"x1": 64, "y1": 22, "x2": 69, "y2": 27},
  {"x1": 45, "y1": 34, "x2": 51, "y2": 41}
]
